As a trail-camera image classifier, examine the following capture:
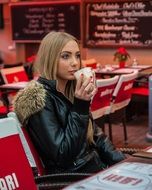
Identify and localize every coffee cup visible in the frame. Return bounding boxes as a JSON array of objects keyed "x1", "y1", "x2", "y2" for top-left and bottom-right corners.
[{"x1": 74, "y1": 67, "x2": 95, "y2": 84}]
